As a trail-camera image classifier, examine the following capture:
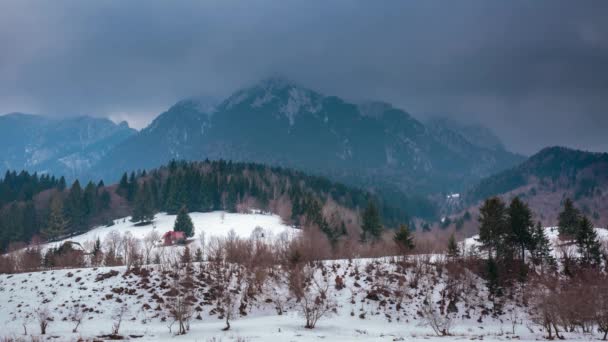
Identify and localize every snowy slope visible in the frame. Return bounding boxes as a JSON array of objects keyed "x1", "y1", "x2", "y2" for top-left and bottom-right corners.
[
  {"x1": 1, "y1": 258, "x2": 593, "y2": 341},
  {"x1": 44, "y1": 211, "x2": 298, "y2": 252}
]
